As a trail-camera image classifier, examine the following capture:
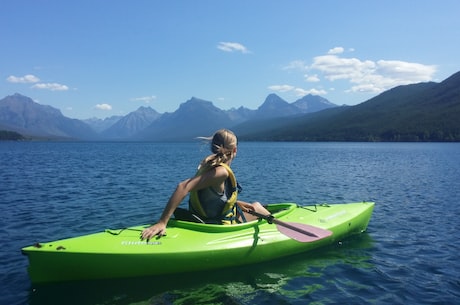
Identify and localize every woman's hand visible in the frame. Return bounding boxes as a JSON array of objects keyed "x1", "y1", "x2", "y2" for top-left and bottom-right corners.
[
  {"x1": 141, "y1": 222, "x2": 166, "y2": 240},
  {"x1": 237, "y1": 201, "x2": 256, "y2": 213}
]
